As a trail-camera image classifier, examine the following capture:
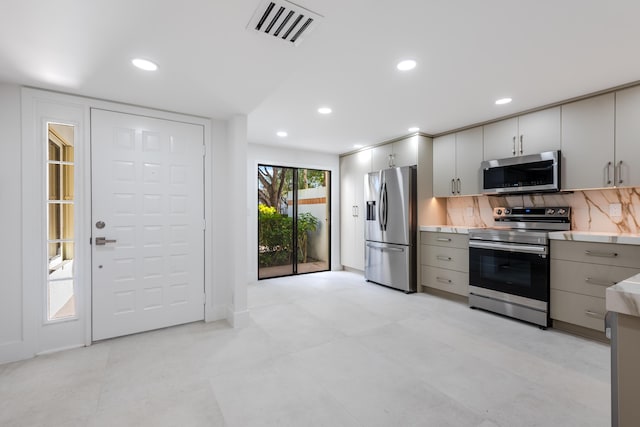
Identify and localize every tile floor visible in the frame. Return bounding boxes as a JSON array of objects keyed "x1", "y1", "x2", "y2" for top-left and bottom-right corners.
[{"x1": 0, "y1": 271, "x2": 610, "y2": 426}]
